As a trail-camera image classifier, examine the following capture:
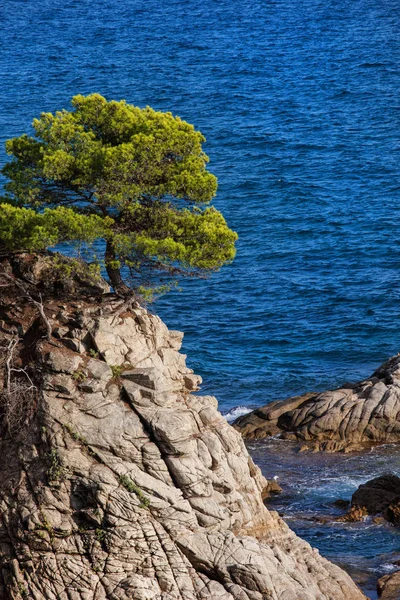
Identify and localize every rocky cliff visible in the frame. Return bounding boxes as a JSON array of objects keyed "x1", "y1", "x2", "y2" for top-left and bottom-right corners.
[
  {"x1": 234, "y1": 356, "x2": 400, "y2": 452},
  {"x1": 0, "y1": 254, "x2": 365, "y2": 599}
]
